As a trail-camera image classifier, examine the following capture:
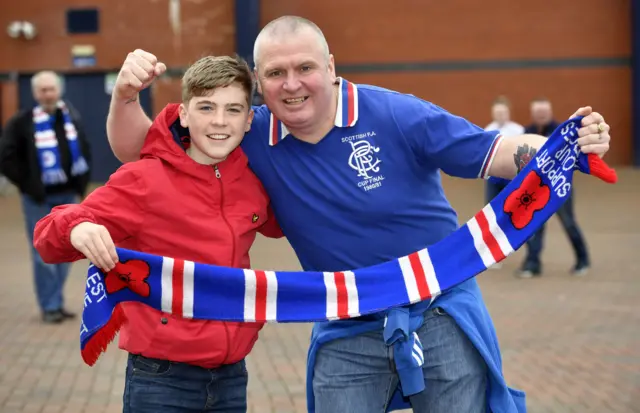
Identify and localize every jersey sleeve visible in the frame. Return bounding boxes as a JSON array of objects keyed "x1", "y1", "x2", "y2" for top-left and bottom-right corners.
[{"x1": 395, "y1": 96, "x2": 503, "y2": 179}]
